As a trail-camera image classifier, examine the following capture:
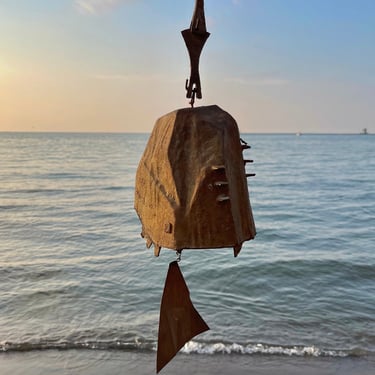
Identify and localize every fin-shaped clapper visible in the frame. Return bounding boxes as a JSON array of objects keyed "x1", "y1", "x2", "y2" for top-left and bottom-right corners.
[{"x1": 157, "y1": 261, "x2": 209, "y2": 373}]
